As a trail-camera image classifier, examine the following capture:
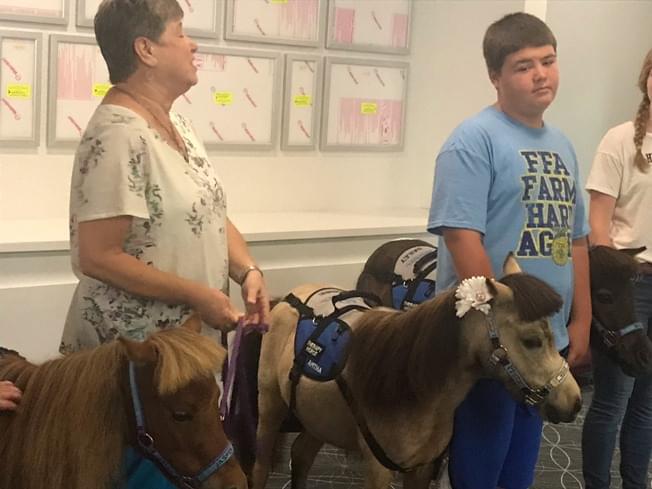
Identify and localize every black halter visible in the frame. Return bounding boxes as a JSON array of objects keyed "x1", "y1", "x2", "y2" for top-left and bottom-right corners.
[
  {"x1": 484, "y1": 313, "x2": 570, "y2": 406},
  {"x1": 128, "y1": 362, "x2": 234, "y2": 489}
]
